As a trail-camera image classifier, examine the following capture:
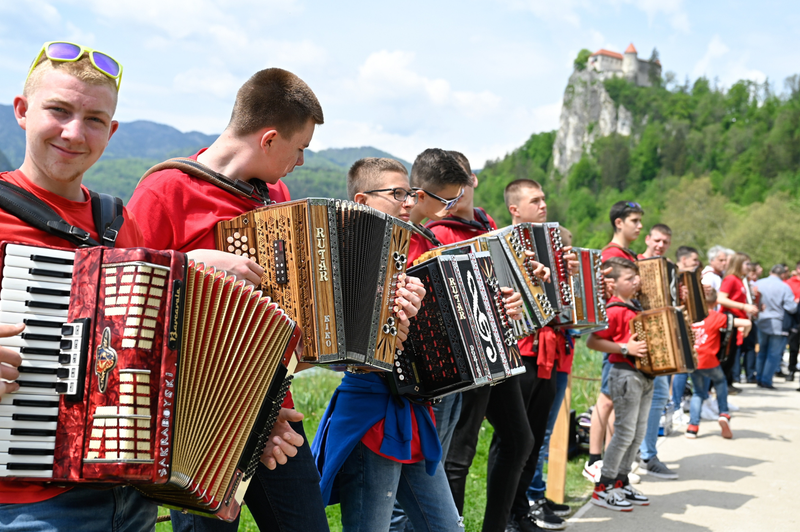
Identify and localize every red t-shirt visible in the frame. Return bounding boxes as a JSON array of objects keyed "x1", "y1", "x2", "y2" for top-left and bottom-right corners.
[
  {"x1": 361, "y1": 405, "x2": 428, "y2": 463},
  {"x1": 126, "y1": 150, "x2": 296, "y2": 409},
  {"x1": 691, "y1": 310, "x2": 728, "y2": 370},
  {"x1": 601, "y1": 243, "x2": 637, "y2": 262},
  {"x1": 408, "y1": 233, "x2": 436, "y2": 264},
  {"x1": 0, "y1": 170, "x2": 145, "y2": 504},
  {"x1": 785, "y1": 277, "x2": 800, "y2": 301},
  {"x1": 719, "y1": 275, "x2": 748, "y2": 320},
  {"x1": 593, "y1": 296, "x2": 638, "y2": 368}
]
